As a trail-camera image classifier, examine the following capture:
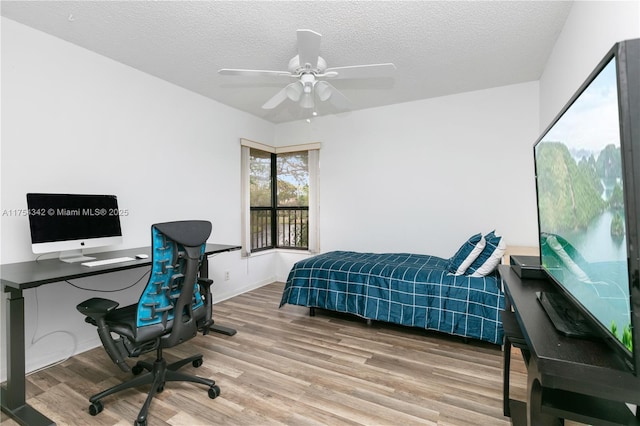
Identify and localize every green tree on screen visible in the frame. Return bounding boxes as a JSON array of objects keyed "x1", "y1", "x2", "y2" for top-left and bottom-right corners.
[{"x1": 536, "y1": 142, "x2": 605, "y2": 232}]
